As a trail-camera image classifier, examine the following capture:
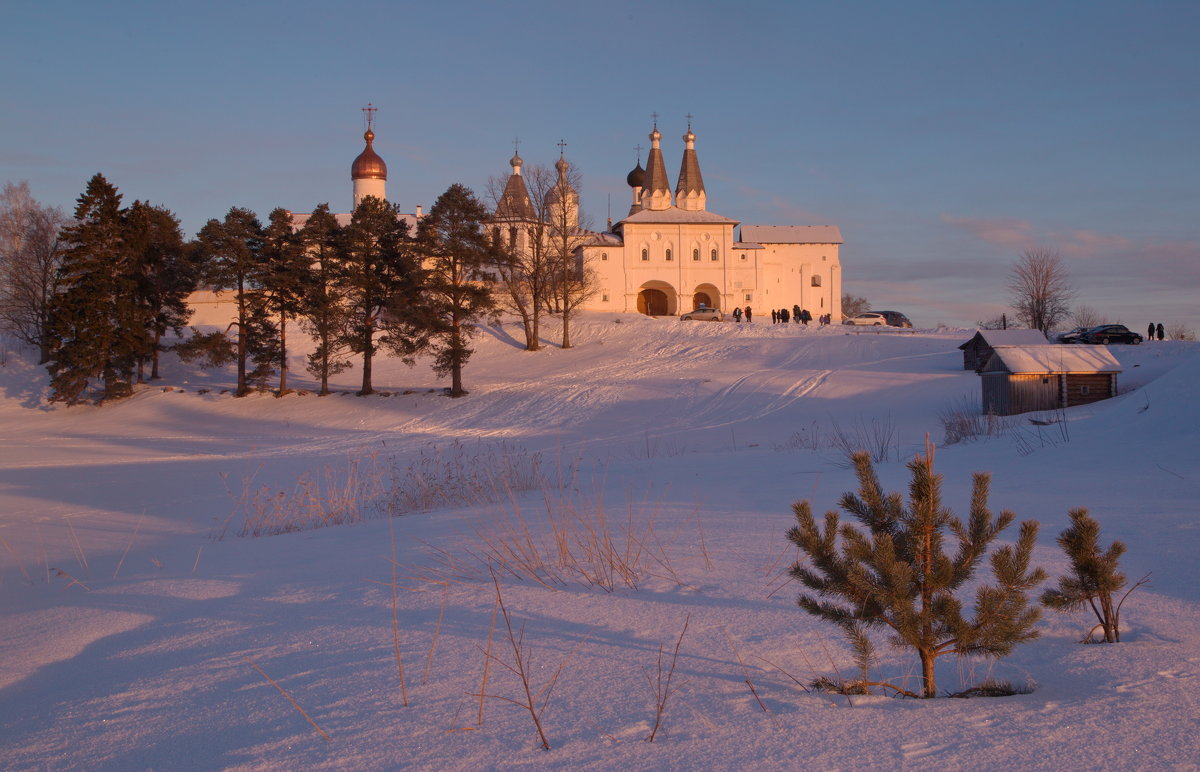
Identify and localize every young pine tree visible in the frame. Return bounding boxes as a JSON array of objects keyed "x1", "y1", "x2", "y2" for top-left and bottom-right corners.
[
  {"x1": 261, "y1": 207, "x2": 308, "y2": 396},
  {"x1": 787, "y1": 444, "x2": 1046, "y2": 698},
  {"x1": 417, "y1": 184, "x2": 497, "y2": 397},
  {"x1": 1041, "y1": 508, "x2": 1132, "y2": 643},
  {"x1": 124, "y1": 200, "x2": 193, "y2": 382}
]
